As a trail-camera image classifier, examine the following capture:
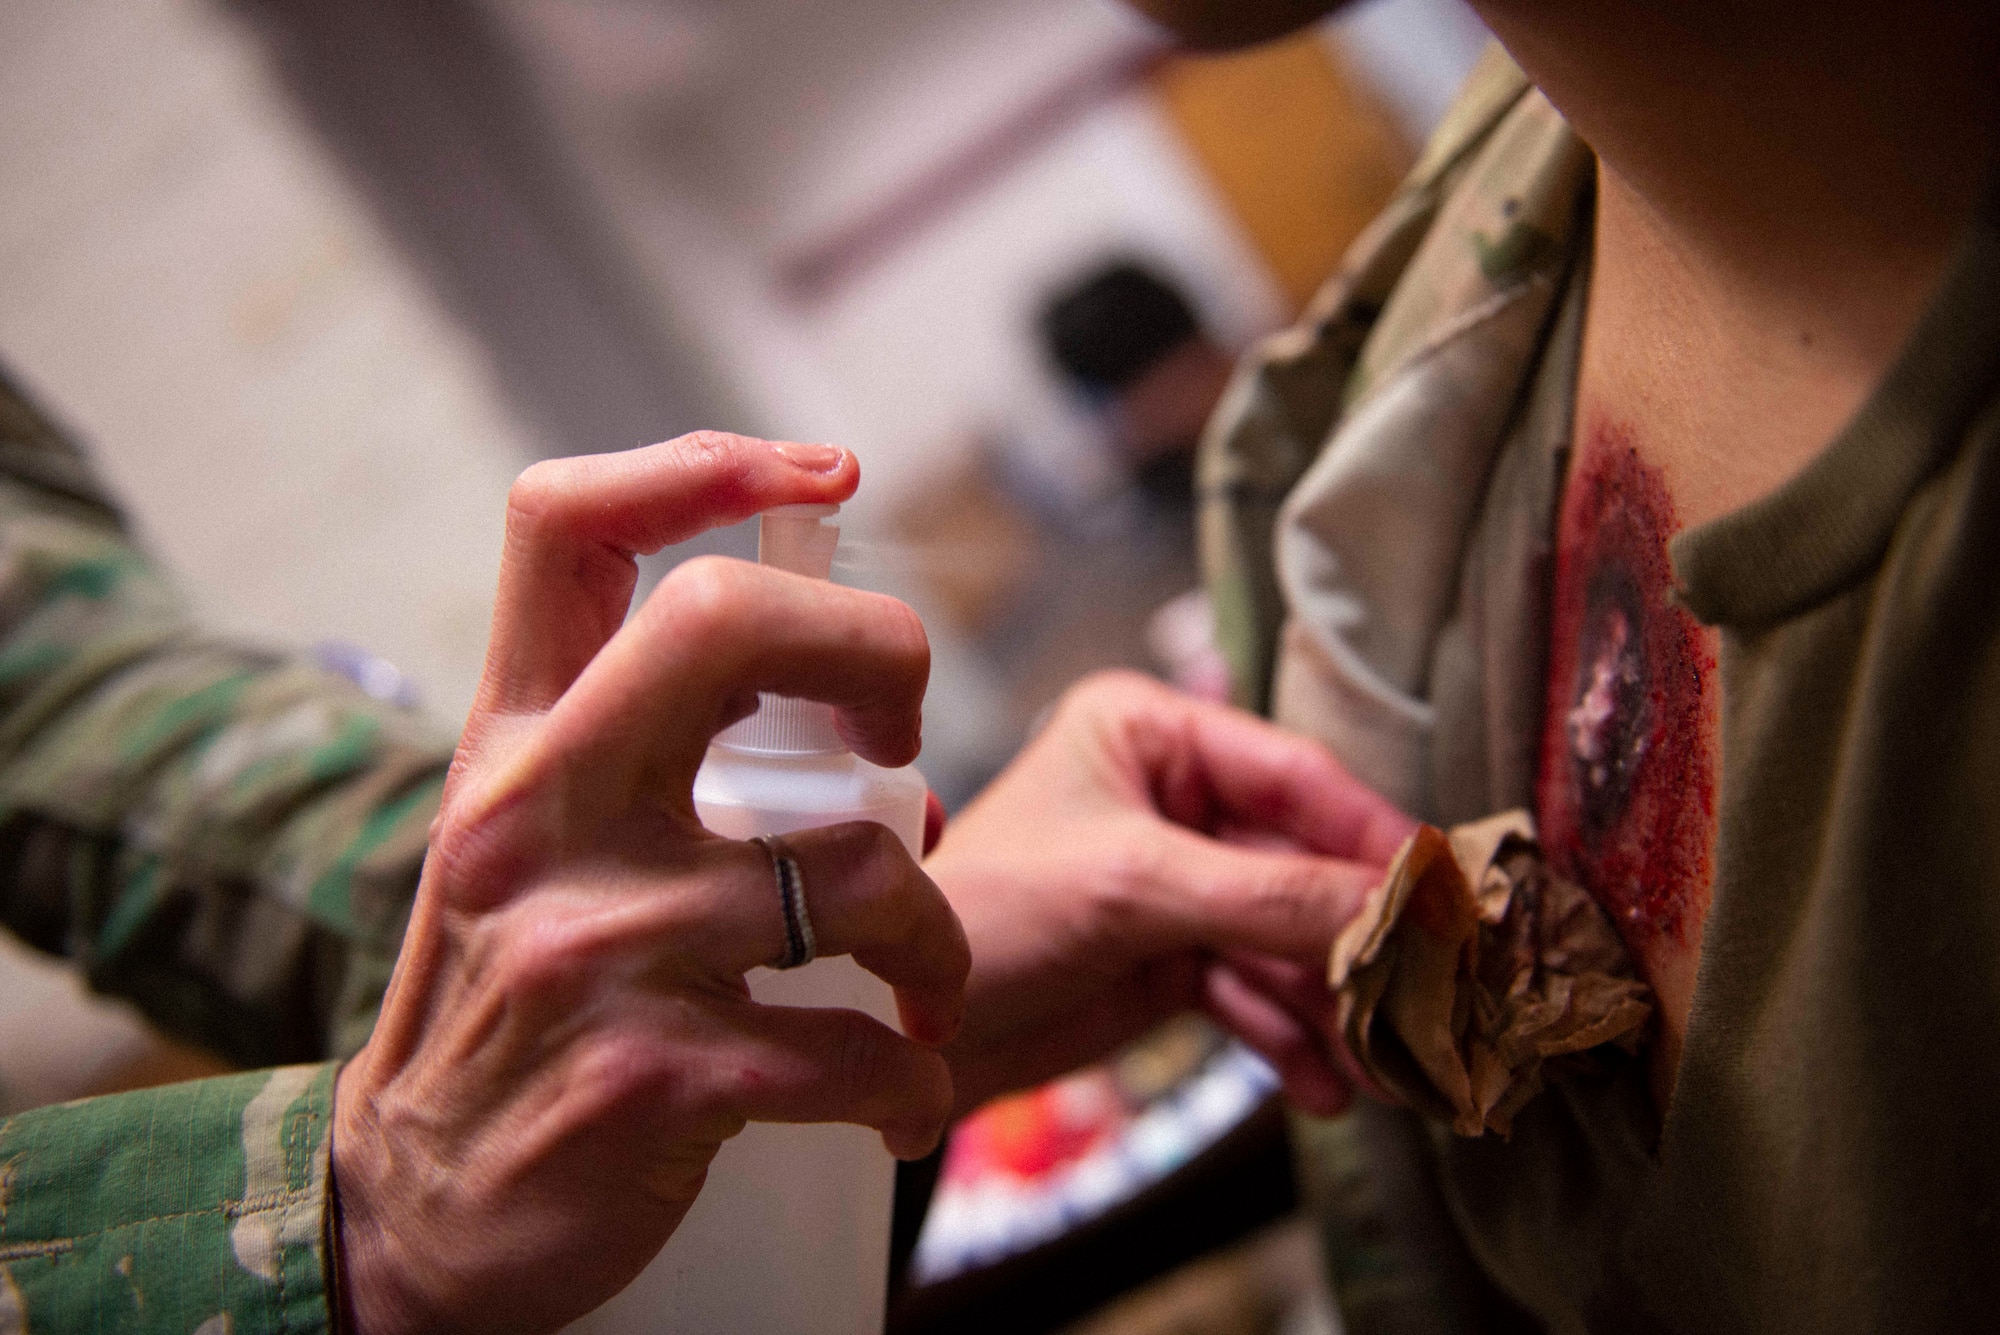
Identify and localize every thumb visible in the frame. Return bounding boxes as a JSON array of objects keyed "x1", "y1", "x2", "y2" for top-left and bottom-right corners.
[{"x1": 1138, "y1": 819, "x2": 1379, "y2": 960}]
